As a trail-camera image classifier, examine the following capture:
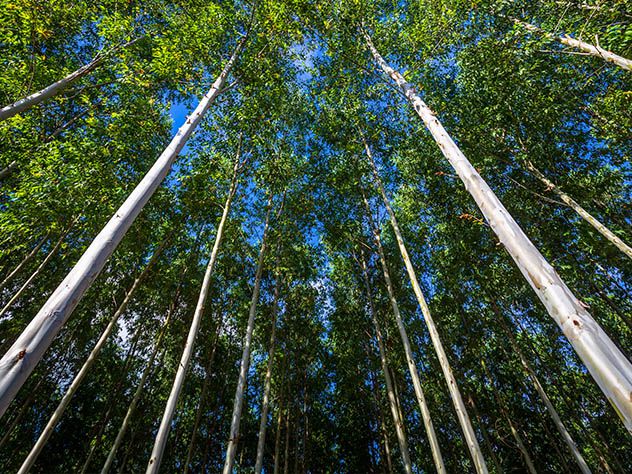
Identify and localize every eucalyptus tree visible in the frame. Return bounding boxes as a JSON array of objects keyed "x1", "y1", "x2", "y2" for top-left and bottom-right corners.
[{"x1": 0, "y1": 6, "x2": 252, "y2": 415}]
